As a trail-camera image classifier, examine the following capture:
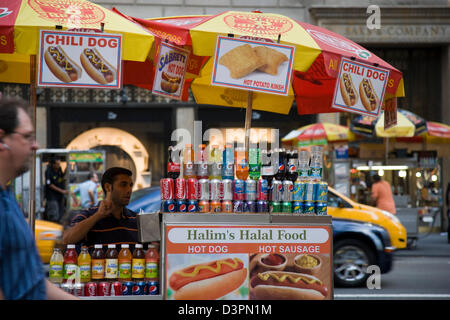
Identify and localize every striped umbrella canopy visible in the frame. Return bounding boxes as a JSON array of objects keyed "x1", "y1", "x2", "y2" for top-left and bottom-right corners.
[{"x1": 282, "y1": 122, "x2": 351, "y2": 146}]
